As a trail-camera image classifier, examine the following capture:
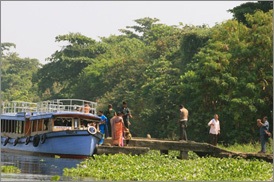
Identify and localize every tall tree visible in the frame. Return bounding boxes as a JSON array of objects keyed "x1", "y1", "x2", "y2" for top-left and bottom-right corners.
[
  {"x1": 228, "y1": 1, "x2": 273, "y2": 25},
  {"x1": 35, "y1": 33, "x2": 107, "y2": 99},
  {"x1": 179, "y1": 10, "x2": 273, "y2": 143},
  {"x1": 1, "y1": 43, "x2": 41, "y2": 102}
]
